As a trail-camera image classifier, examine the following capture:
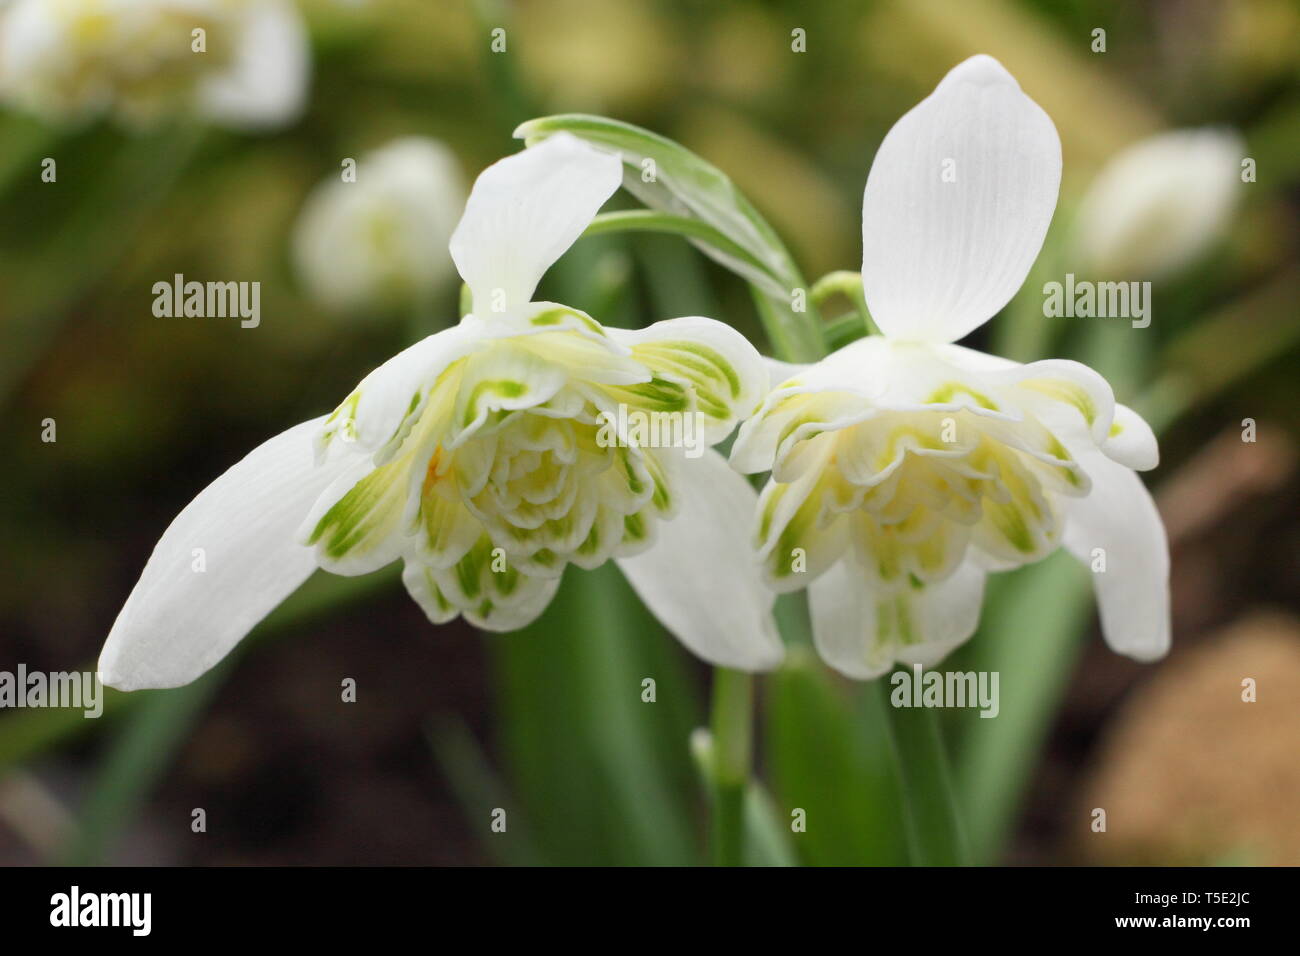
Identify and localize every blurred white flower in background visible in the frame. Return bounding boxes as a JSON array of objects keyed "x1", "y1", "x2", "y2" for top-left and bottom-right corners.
[
  {"x1": 292, "y1": 137, "x2": 466, "y2": 316},
  {"x1": 1071, "y1": 127, "x2": 1244, "y2": 280},
  {"x1": 0, "y1": 0, "x2": 309, "y2": 129}
]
